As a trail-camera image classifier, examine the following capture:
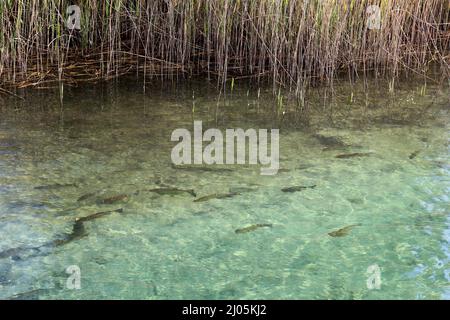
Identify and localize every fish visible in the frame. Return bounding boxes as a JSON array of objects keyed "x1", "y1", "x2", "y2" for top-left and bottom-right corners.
[
  {"x1": 0, "y1": 247, "x2": 28, "y2": 260},
  {"x1": 375, "y1": 117, "x2": 411, "y2": 126},
  {"x1": 193, "y1": 192, "x2": 240, "y2": 203},
  {"x1": 281, "y1": 185, "x2": 316, "y2": 192},
  {"x1": 54, "y1": 206, "x2": 80, "y2": 217},
  {"x1": 335, "y1": 152, "x2": 373, "y2": 159},
  {"x1": 409, "y1": 150, "x2": 421, "y2": 159},
  {"x1": 97, "y1": 194, "x2": 129, "y2": 205},
  {"x1": 0, "y1": 243, "x2": 53, "y2": 261},
  {"x1": 76, "y1": 208, "x2": 124, "y2": 223},
  {"x1": 235, "y1": 223, "x2": 273, "y2": 234},
  {"x1": 54, "y1": 208, "x2": 124, "y2": 246},
  {"x1": 53, "y1": 220, "x2": 87, "y2": 246},
  {"x1": 322, "y1": 144, "x2": 364, "y2": 152},
  {"x1": 146, "y1": 188, "x2": 196, "y2": 197},
  {"x1": 77, "y1": 191, "x2": 99, "y2": 202},
  {"x1": 313, "y1": 134, "x2": 347, "y2": 147},
  {"x1": 328, "y1": 223, "x2": 362, "y2": 237},
  {"x1": 0, "y1": 208, "x2": 123, "y2": 260},
  {"x1": 34, "y1": 183, "x2": 78, "y2": 190},
  {"x1": 228, "y1": 186, "x2": 258, "y2": 194},
  {"x1": 297, "y1": 164, "x2": 314, "y2": 170},
  {"x1": 322, "y1": 146, "x2": 349, "y2": 152},
  {"x1": 0, "y1": 209, "x2": 125, "y2": 260},
  {"x1": 8, "y1": 288, "x2": 50, "y2": 300},
  {"x1": 171, "y1": 164, "x2": 233, "y2": 173},
  {"x1": 56, "y1": 208, "x2": 124, "y2": 246}
]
